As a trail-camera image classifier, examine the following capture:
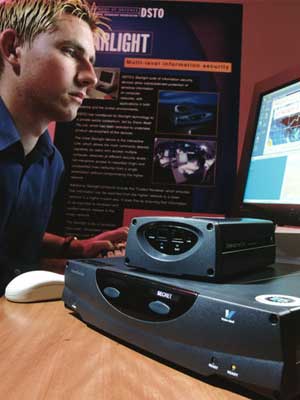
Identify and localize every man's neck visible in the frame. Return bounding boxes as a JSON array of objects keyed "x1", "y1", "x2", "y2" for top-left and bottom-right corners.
[
  {"x1": 21, "y1": 135, "x2": 40, "y2": 156},
  {"x1": 0, "y1": 88, "x2": 48, "y2": 155}
]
